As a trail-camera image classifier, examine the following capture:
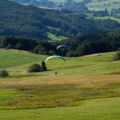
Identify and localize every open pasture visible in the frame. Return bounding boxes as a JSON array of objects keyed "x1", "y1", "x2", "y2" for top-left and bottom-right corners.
[
  {"x1": 87, "y1": 15, "x2": 120, "y2": 23},
  {"x1": 86, "y1": 0, "x2": 120, "y2": 11},
  {"x1": 0, "y1": 49, "x2": 120, "y2": 119},
  {"x1": 47, "y1": 32, "x2": 68, "y2": 41}
]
